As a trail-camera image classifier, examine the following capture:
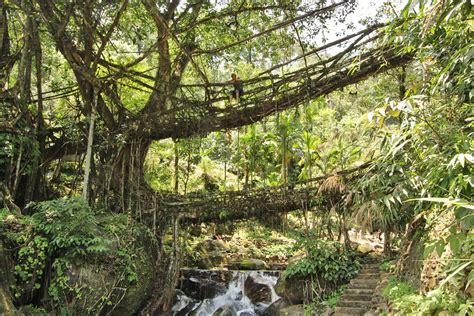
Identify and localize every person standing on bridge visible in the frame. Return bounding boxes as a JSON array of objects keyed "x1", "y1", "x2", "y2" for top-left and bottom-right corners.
[{"x1": 227, "y1": 73, "x2": 244, "y2": 104}]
